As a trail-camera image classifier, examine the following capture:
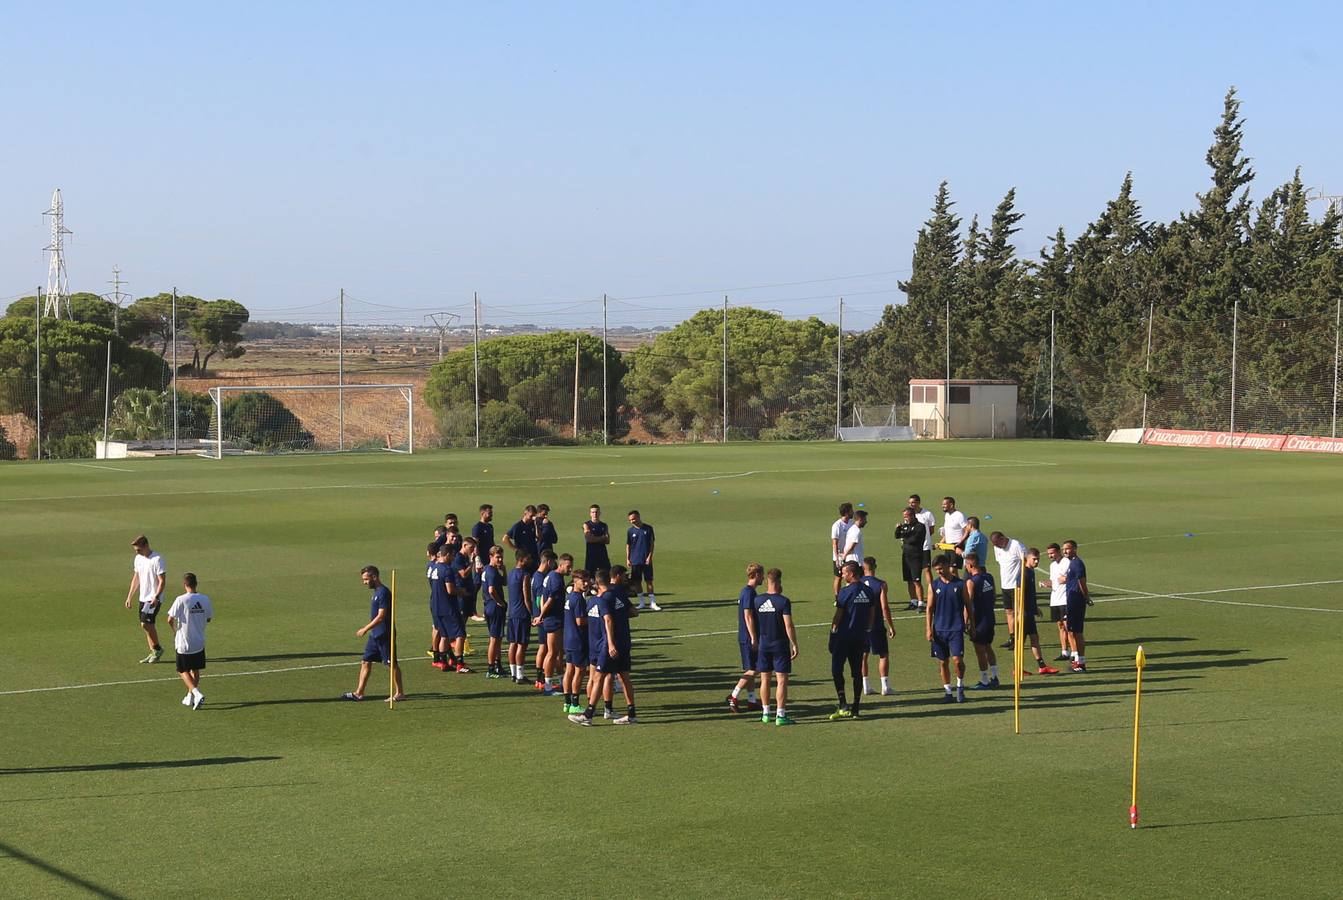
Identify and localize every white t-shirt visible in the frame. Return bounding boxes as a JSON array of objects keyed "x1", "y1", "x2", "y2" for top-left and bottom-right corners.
[
  {"x1": 134, "y1": 552, "x2": 166, "y2": 610},
  {"x1": 843, "y1": 522, "x2": 865, "y2": 562},
  {"x1": 167, "y1": 592, "x2": 213, "y2": 654},
  {"x1": 830, "y1": 518, "x2": 851, "y2": 562},
  {"x1": 994, "y1": 538, "x2": 1027, "y2": 589},
  {"x1": 941, "y1": 511, "x2": 967, "y2": 545},
  {"x1": 914, "y1": 508, "x2": 937, "y2": 552},
  {"x1": 1048, "y1": 559, "x2": 1069, "y2": 607}
]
